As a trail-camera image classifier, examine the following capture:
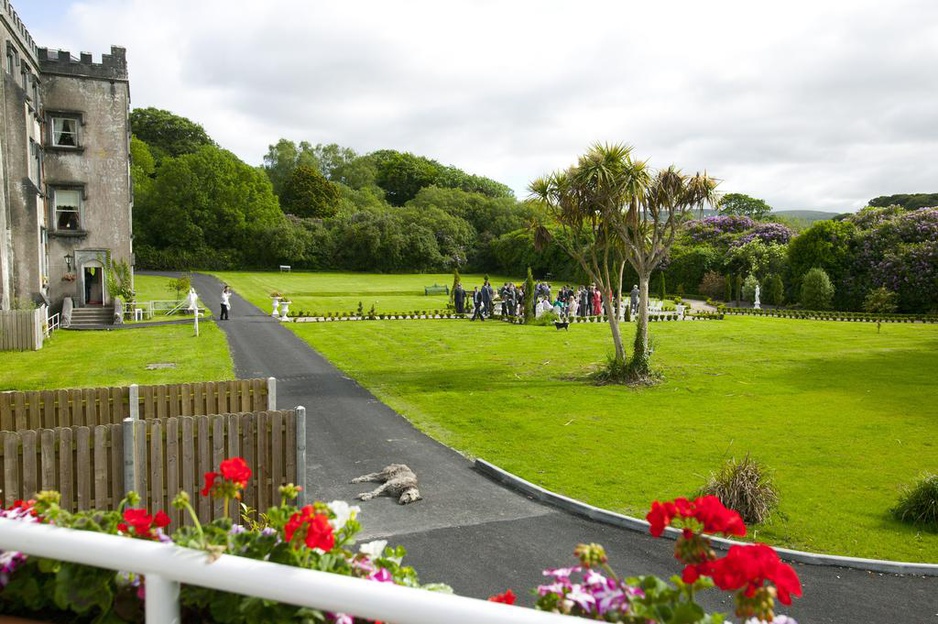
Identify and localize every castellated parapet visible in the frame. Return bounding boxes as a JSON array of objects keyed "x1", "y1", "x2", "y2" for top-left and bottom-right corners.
[
  {"x1": 38, "y1": 46, "x2": 128, "y2": 81},
  {"x1": 0, "y1": 0, "x2": 38, "y2": 60}
]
